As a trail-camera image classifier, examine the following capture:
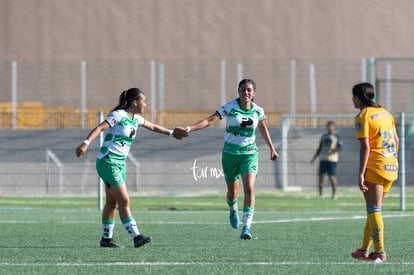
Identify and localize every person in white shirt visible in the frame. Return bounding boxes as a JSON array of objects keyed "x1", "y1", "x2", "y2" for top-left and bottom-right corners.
[{"x1": 76, "y1": 88, "x2": 186, "y2": 248}]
